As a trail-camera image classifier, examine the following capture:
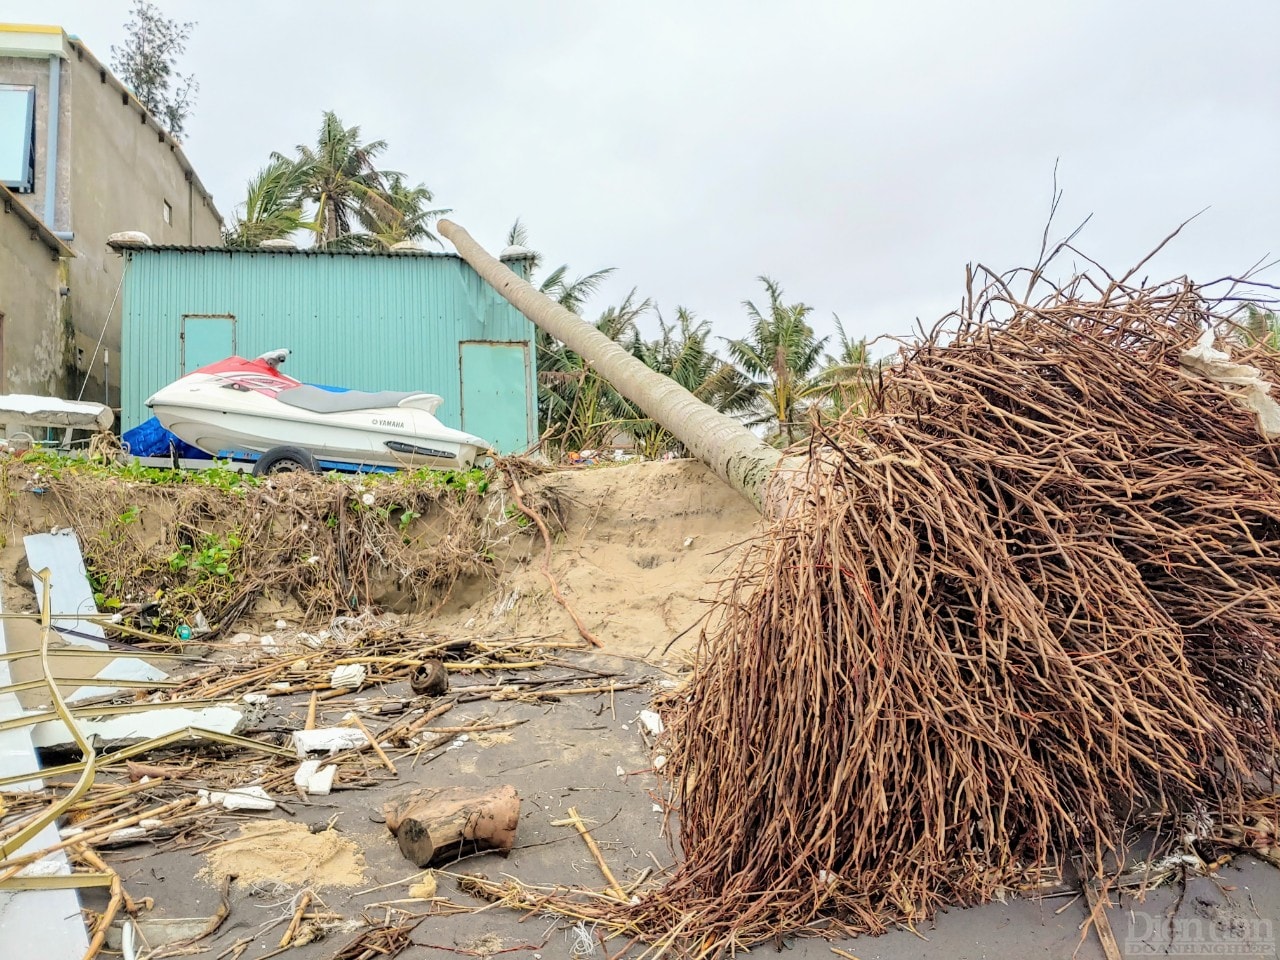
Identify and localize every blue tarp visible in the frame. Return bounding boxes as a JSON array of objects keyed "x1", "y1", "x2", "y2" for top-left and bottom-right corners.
[{"x1": 121, "y1": 417, "x2": 208, "y2": 459}]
